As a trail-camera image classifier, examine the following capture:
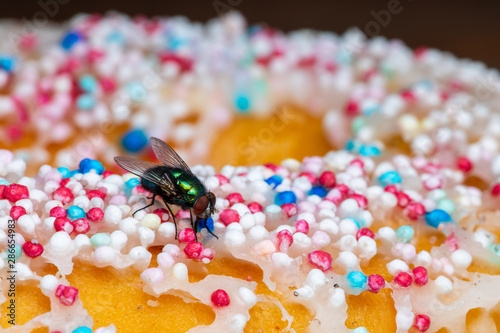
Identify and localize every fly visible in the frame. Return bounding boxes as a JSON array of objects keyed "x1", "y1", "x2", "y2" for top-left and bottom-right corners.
[{"x1": 114, "y1": 137, "x2": 217, "y2": 241}]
